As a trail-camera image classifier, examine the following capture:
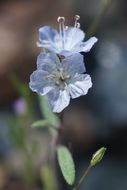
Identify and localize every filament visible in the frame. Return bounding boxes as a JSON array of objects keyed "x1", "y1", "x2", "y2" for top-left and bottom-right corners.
[{"x1": 57, "y1": 17, "x2": 65, "y2": 49}]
